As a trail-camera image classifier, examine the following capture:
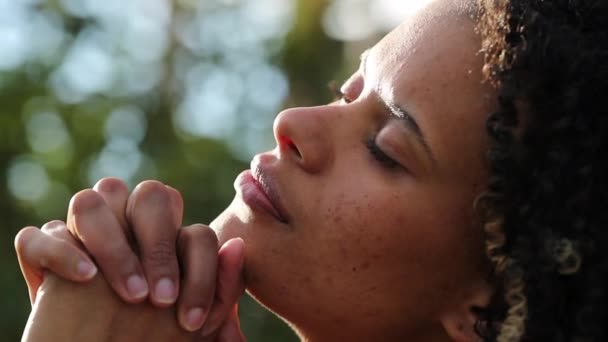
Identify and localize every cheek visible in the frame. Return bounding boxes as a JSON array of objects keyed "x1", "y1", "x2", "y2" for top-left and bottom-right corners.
[
  {"x1": 311, "y1": 190, "x2": 417, "y2": 279},
  {"x1": 311, "y1": 187, "x2": 482, "y2": 292},
  {"x1": 296, "y1": 189, "x2": 461, "y2": 320},
  {"x1": 323, "y1": 191, "x2": 377, "y2": 228}
]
